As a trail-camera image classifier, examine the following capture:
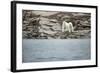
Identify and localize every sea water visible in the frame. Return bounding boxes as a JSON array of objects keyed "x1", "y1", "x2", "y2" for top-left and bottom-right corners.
[{"x1": 22, "y1": 39, "x2": 91, "y2": 63}]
